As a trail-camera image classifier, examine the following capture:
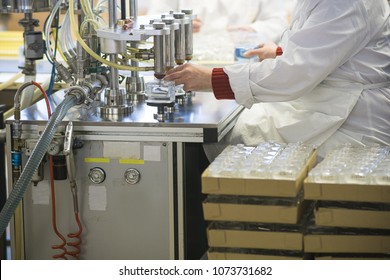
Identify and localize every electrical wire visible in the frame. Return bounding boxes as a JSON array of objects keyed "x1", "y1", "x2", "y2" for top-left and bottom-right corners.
[
  {"x1": 44, "y1": 0, "x2": 62, "y2": 63},
  {"x1": 34, "y1": 80, "x2": 84, "y2": 259},
  {"x1": 46, "y1": 11, "x2": 60, "y2": 99},
  {"x1": 66, "y1": 212, "x2": 83, "y2": 259},
  {"x1": 33, "y1": 83, "x2": 68, "y2": 259},
  {"x1": 31, "y1": 81, "x2": 52, "y2": 115},
  {"x1": 49, "y1": 155, "x2": 68, "y2": 260},
  {"x1": 60, "y1": 10, "x2": 76, "y2": 57},
  {"x1": 33, "y1": 81, "x2": 83, "y2": 258},
  {"x1": 53, "y1": 28, "x2": 68, "y2": 64},
  {"x1": 28, "y1": 81, "x2": 68, "y2": 259}
]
